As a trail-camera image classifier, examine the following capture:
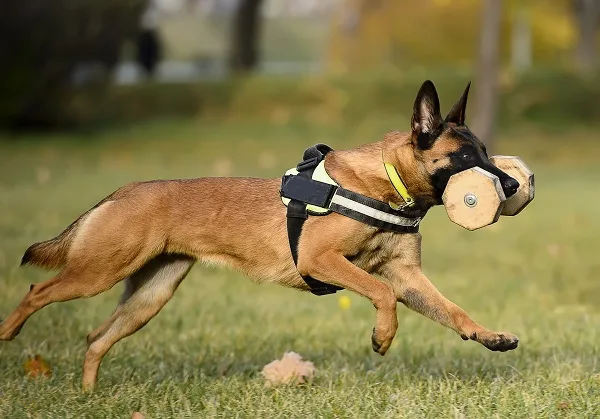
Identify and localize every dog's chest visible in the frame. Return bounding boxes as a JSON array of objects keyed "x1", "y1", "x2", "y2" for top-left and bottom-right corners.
[{"x1": 346, "y1": 231, "x2": 421, "y2": 273}]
